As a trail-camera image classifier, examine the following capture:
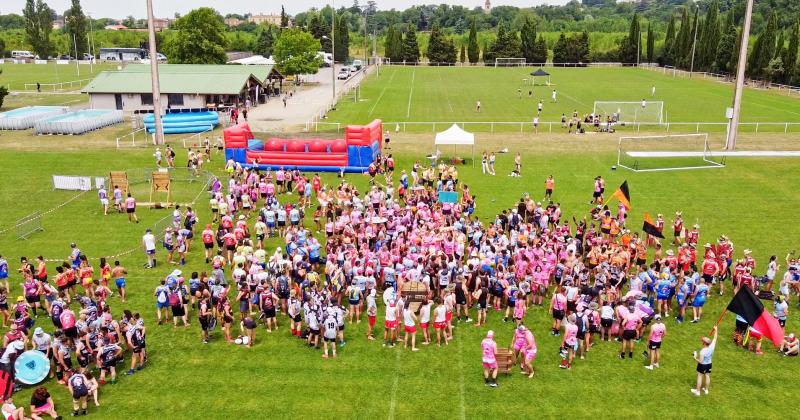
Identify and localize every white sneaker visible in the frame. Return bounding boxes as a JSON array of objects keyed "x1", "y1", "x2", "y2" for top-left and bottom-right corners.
[
  {"x1": 702, "y1": 387, "x2": 709, "y2": 395},
  {"x1": 645, "y1": 365, "x2": 654, "y2": 370},
  {"x1": 690, "y1": 389, "x2": 701, "y2": 396},
  {"x1": 653, "y1": 363, "x2": 660, "y2": 368}
]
